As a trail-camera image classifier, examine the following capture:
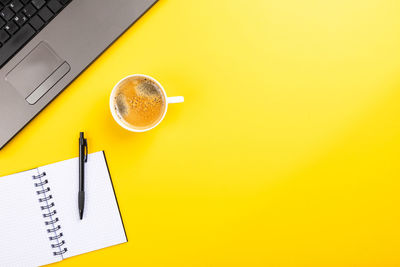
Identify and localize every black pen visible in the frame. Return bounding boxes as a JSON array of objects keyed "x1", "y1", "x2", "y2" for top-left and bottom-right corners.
[{"x1": 78, "y1": 132, "x2": 88, "y2": 220}]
